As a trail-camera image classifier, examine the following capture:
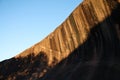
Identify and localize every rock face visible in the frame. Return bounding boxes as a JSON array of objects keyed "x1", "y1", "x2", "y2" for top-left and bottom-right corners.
[{"x1": 0, "y1": 0, "x2": 120, "y2": 80}]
